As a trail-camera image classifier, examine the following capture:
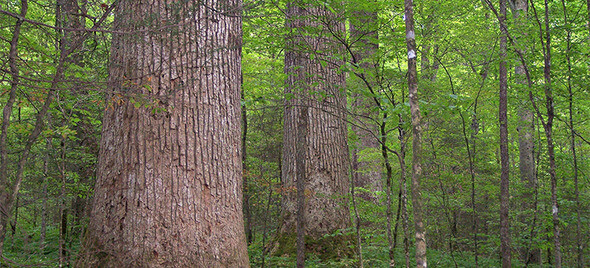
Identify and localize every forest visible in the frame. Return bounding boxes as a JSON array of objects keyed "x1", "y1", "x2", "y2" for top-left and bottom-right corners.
[{"x1": 0, "y1": 0, "x2": 588, "y2": 267}]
